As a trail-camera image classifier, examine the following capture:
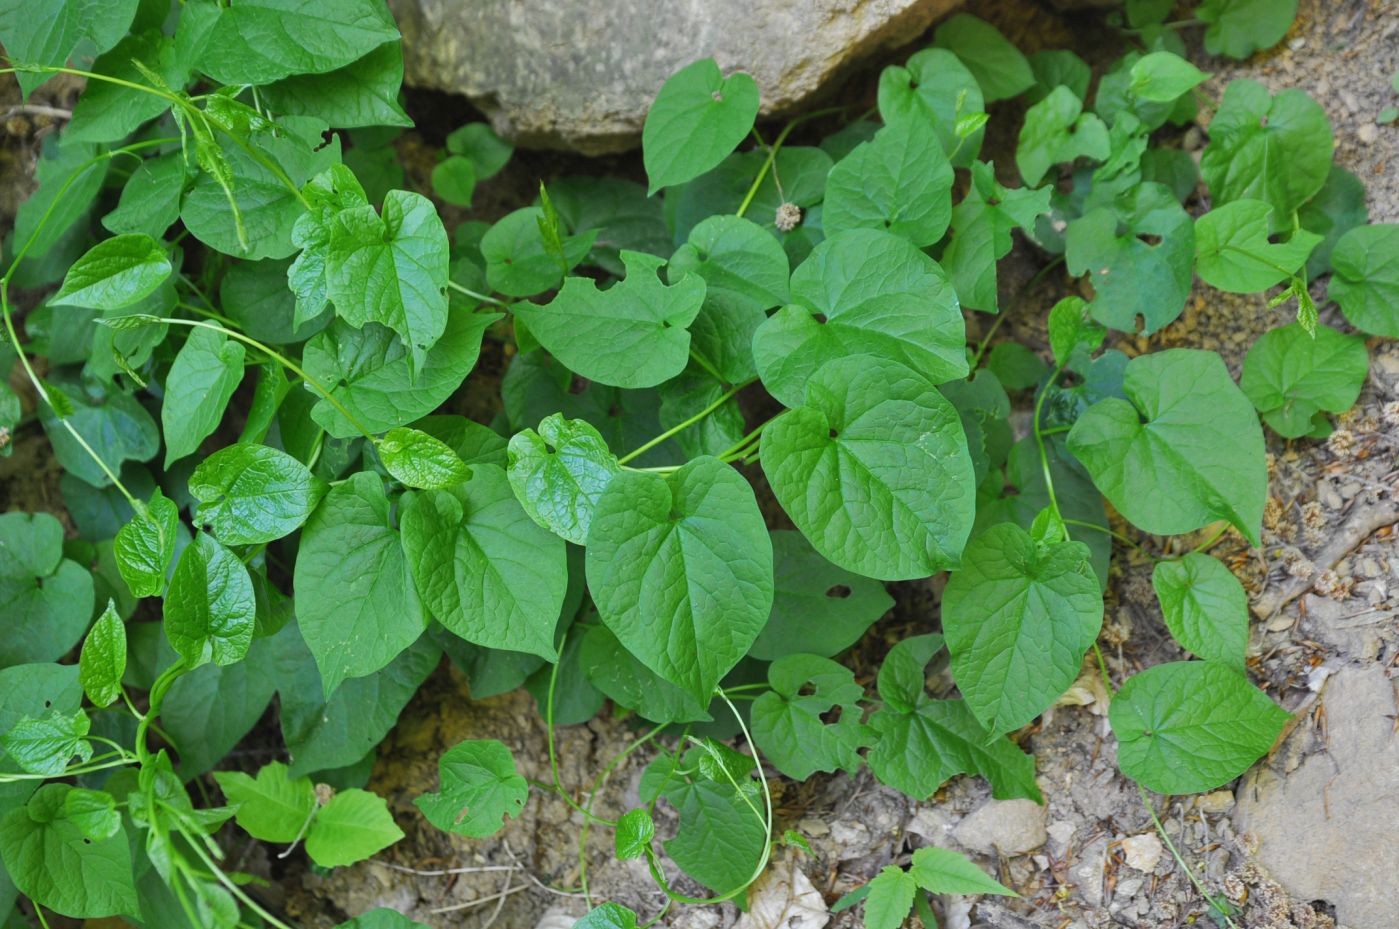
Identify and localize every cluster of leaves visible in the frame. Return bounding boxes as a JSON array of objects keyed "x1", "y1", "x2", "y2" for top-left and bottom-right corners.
[{"x1": 0, "y1": 0, "x2": 1394, "y2": 927}]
